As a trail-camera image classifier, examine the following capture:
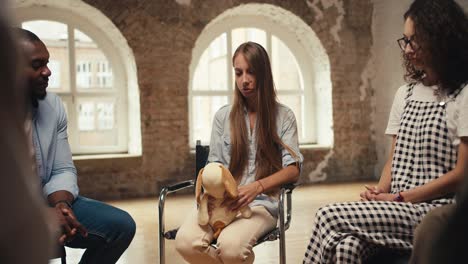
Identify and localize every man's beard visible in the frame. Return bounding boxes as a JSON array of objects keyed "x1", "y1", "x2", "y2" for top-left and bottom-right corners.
[{"x1": 30, "y1": 89, "x2": 46, "y2": 108}]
